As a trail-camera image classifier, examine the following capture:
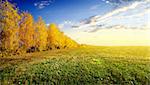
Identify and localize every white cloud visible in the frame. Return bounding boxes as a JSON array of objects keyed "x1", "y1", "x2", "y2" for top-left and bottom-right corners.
[
  {"x1": 76, "y1": 0, "x2": 149, "y2": 30},
  {"x1": 58, "y1": 24, "x2": 65, "y2": 29},
  {"x1": 95, "y1": 2, "x2": 140, "y2": 23},
  {"x1": 90, "y1": 5, "x2": 101, "y2": 10},
  {"x1": 46, "y1": 24, "x2": 50, "y2": 26},
  {"x1": 116, "y1": 9, "x2": 149, "y2": 19},
  {"x1": 106, "y1": 1, "x2": 110, "y2": 4},
  {"x1": 34, "y1": 0, "x2": 55, "y2": 9},
  {"x1": 58, "y1": 20, "x2": 78, "y2": 29}
]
